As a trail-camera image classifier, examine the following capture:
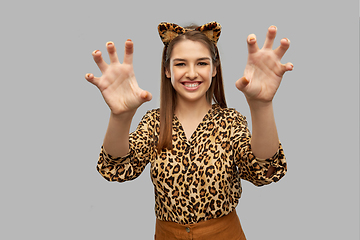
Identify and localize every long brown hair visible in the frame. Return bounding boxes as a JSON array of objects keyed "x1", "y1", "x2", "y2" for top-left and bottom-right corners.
[{"x1": 157, "y1": 28, "x2": 227, "y2": 152}]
